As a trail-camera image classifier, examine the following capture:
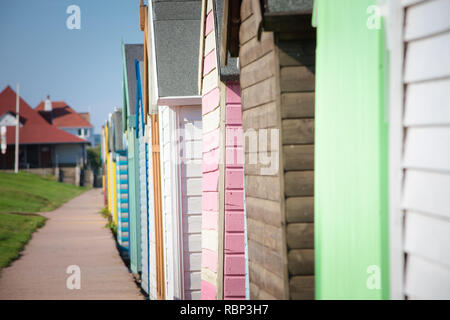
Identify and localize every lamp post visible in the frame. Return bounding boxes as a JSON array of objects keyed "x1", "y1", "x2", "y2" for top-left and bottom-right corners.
[{"x1": 14, "y1": 84, "x2": 20, "y2": 173}]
